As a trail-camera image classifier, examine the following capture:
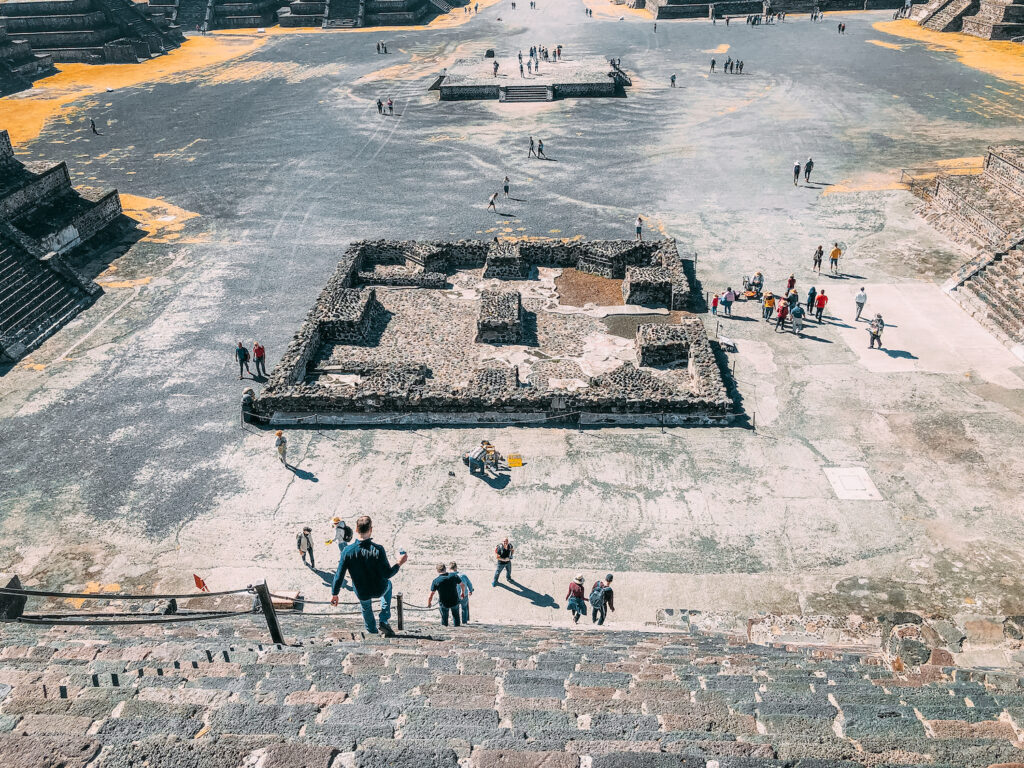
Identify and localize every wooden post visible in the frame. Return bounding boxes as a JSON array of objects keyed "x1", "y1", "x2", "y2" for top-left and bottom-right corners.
[
  {"x1": 254, "y1": 581, "x2": 286, "y2": 646},
  {"x1": 396, "y1": 592, "x2": 404, "y2": 631}
]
